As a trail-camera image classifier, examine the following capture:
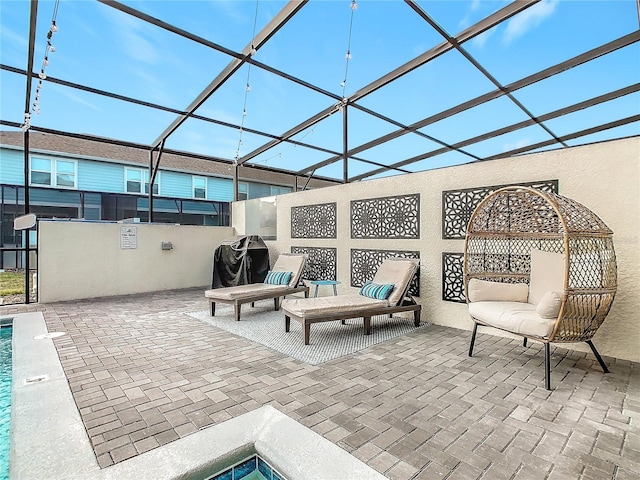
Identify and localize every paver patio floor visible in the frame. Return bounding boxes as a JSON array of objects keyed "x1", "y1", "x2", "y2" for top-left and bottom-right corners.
[{"x1": 5, "y1": 288, "x2": 639, "y2": 479}]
